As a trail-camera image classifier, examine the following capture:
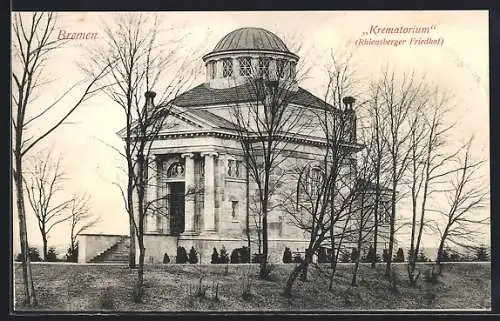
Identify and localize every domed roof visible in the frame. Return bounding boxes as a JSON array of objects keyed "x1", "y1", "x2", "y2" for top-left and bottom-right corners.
[{"x1": 210, "y1": 27, "x2": 291, "y2": 54}]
